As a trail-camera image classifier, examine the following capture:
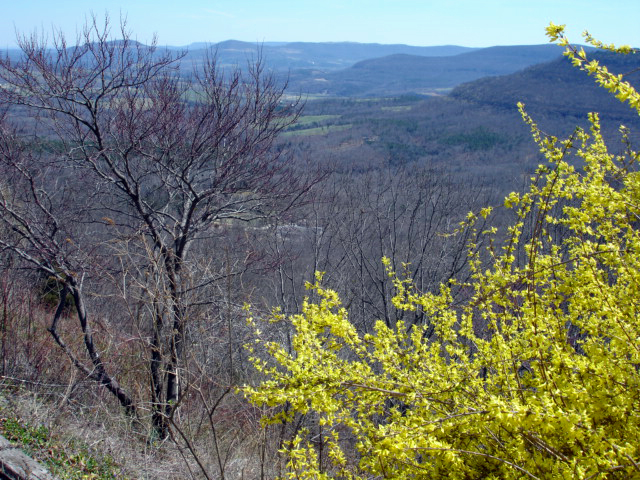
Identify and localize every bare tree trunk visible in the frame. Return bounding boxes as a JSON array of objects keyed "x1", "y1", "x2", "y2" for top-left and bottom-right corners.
[
  {"x1": 164, "y1": 251, "x2": 185, "y2": 432},
  {"x1": 48, "y1": 281, "x2": 137, "y2": 418},
  {"x1": 0, "y1": 274, "x2": 9, "y2": 376},
  {"x1": 150, "y1": 300, "x2": 168, "y2": 438}
]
